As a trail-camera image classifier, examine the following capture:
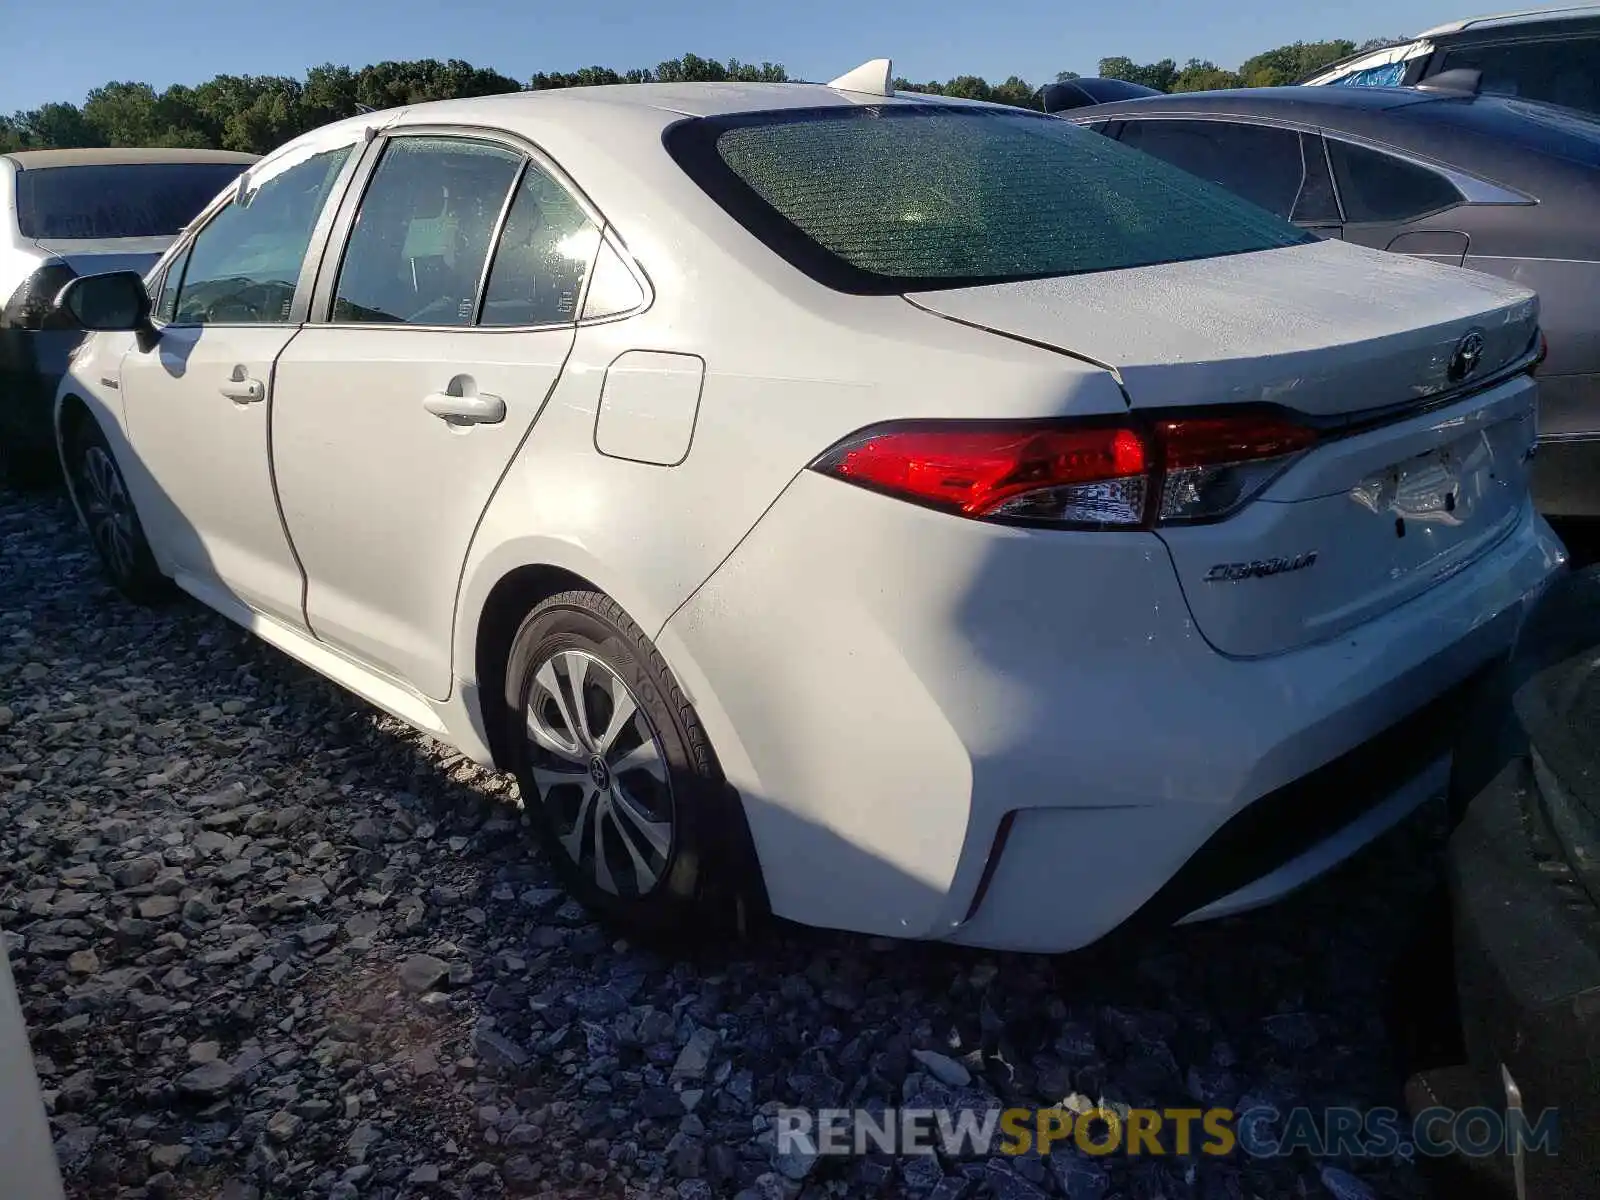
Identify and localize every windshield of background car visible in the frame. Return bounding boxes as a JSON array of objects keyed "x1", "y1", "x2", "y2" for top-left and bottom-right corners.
[
  {"x1": 665, "y1": 104, "x2": 1316, "y2": 294},
  {"x1": 15, "y1": 162, "x2": 248, "y2": 240}
]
